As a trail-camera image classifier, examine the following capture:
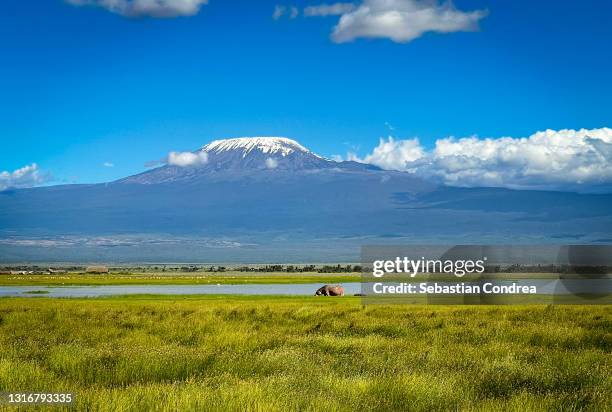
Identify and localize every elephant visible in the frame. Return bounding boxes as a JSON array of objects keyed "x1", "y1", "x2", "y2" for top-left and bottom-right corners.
[{"x1": 314, "y1": 285, "x2": 345, "y2": 296}]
